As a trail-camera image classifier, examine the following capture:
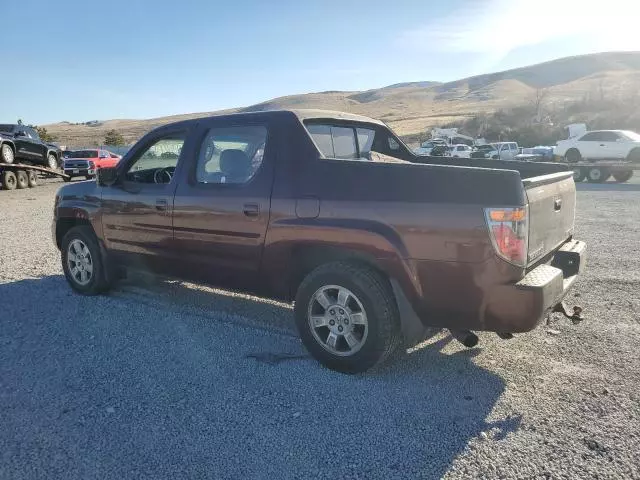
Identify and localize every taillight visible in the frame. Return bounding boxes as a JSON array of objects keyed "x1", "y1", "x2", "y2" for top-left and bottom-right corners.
[
  {"x1": 89, "y1": 161, "x2": 95, "y2": 168},
  {"x1": 484, "y1": 206, "x2": 529, "y2": 267}
]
